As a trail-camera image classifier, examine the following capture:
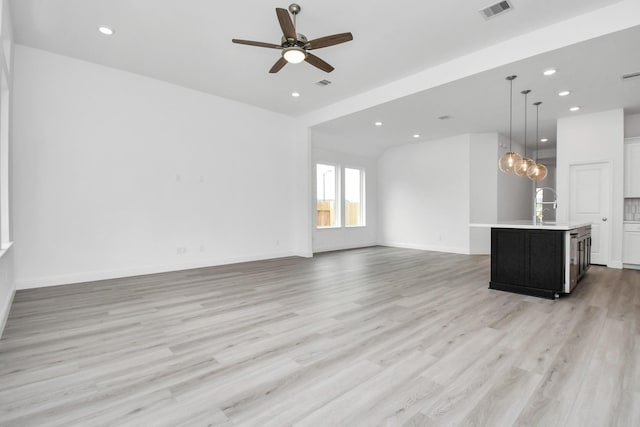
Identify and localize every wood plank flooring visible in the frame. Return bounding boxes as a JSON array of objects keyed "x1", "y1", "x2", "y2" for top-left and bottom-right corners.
[{"x1": 0, "y1": 246, "x2": 639, "y2": 426}]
